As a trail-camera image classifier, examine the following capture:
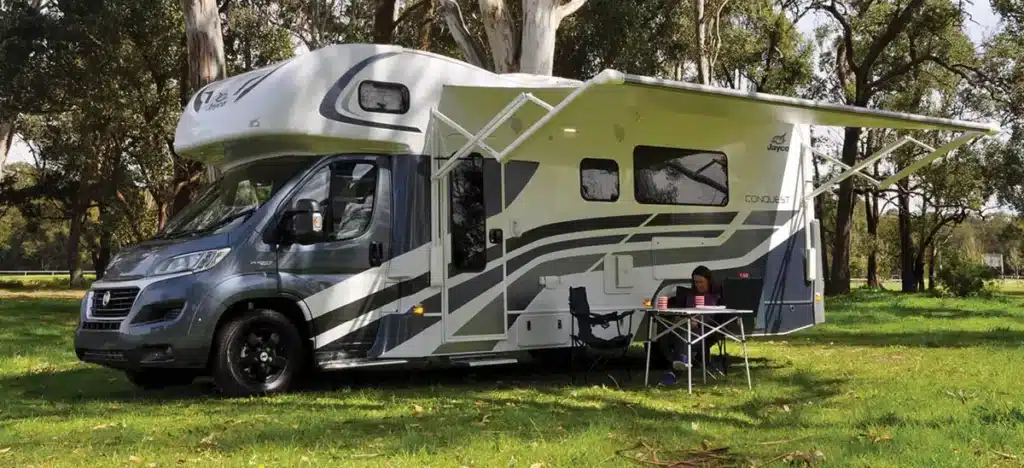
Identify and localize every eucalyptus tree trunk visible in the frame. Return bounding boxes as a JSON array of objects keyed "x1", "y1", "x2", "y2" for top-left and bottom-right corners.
[
  {"x1": 440, "y1": 0, "x2": 588, "y2": 75},
  {"x1": 0, "y1": 116, "x2": 13, "y2": 182},
  {"x1": 175, "y1": 0, "x2": 226, "y2": 216}
]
